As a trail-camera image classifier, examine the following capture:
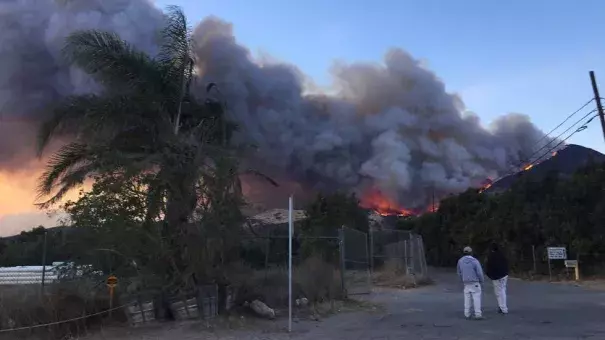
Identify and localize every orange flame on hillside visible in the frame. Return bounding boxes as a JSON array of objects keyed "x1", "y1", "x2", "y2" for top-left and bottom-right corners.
[
  {"x1": 359, "y1": 188, "x2": 415, "y2": 216},
  {"x1": 426, "y1": 203, "x2": 440, "y2": 213},
  {"x1": 478, "y1": 177, "x2": 494, "y2": 193},
  {"x1": 478, "y1": 150, "x2": 560, "y2": 194}
]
